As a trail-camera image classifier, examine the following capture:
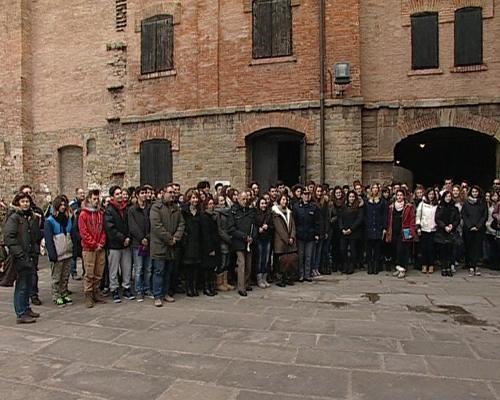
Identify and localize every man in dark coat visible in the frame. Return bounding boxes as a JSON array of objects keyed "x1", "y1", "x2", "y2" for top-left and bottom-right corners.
[
  {"x1": 228, "y1": 191, "x2": 256, "y2": 296},
  {"x1": 69, "y1": 188, "x2": 85, "y2": 280},
  {"x1": 104, "y1": 185, "x2": 133, "y2": 303},
  {"x1": 149, "y1": 184, "x2": 185, "y2": 306}
]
